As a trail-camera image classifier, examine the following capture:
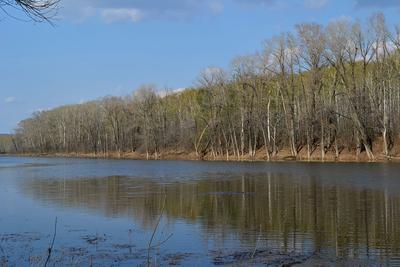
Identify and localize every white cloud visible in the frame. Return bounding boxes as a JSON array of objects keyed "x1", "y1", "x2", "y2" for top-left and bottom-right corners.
[
  {"x1": 304, "y1": 0, "x2": 328, "y2": 9},
  {"x1": 101, "y1": 8, "x2": 143, "y2": 23},
  {"x1": 157, "y1": 87, "x2": 186, "y2": 98},
  {"x1": 173, "y1": 87, "x2": 186, "y2": 93},
  {"x1": 5, "y1": 97, "x2": 16, "y2": 103},
  {"x1": 60, "y1": 0, "x2": 334, "y2": 23},
  {"x1": 62, "y1": 0, "x2": 225, "y2": 23}
]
